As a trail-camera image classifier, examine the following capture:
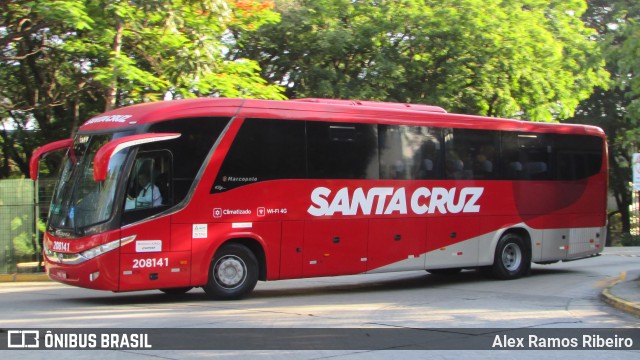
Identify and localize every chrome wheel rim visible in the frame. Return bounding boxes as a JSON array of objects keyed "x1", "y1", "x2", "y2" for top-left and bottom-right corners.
[
  {"x1": 501, "y1": 243, "x2": 522, "y2": 271},
  {"x1": 214, "y1": 255, "x2": 246, "y2": 289}
]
